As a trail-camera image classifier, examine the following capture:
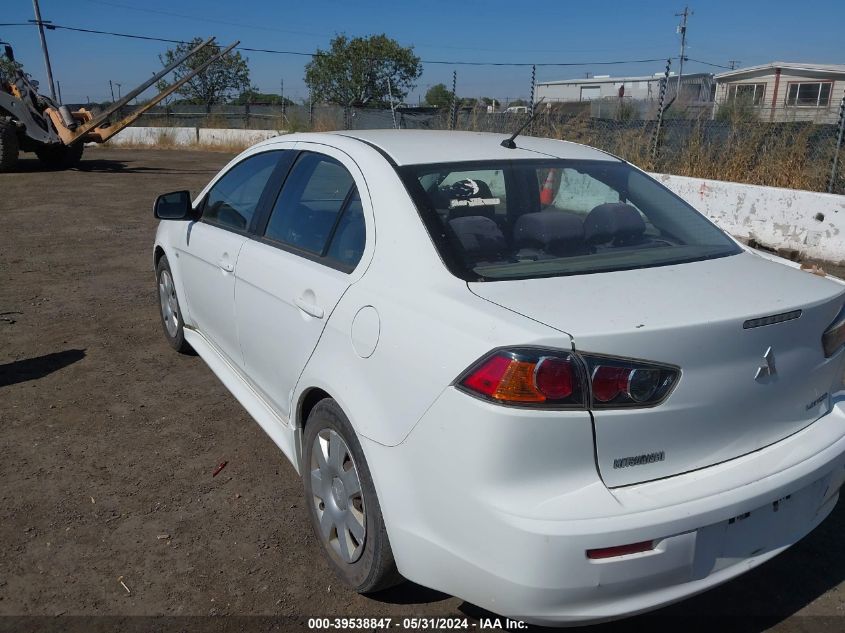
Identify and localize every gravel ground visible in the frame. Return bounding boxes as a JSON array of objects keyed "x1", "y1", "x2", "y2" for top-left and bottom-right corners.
[{"x1": 1, "y1": 147, "x2": 844, "y2": 633}]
